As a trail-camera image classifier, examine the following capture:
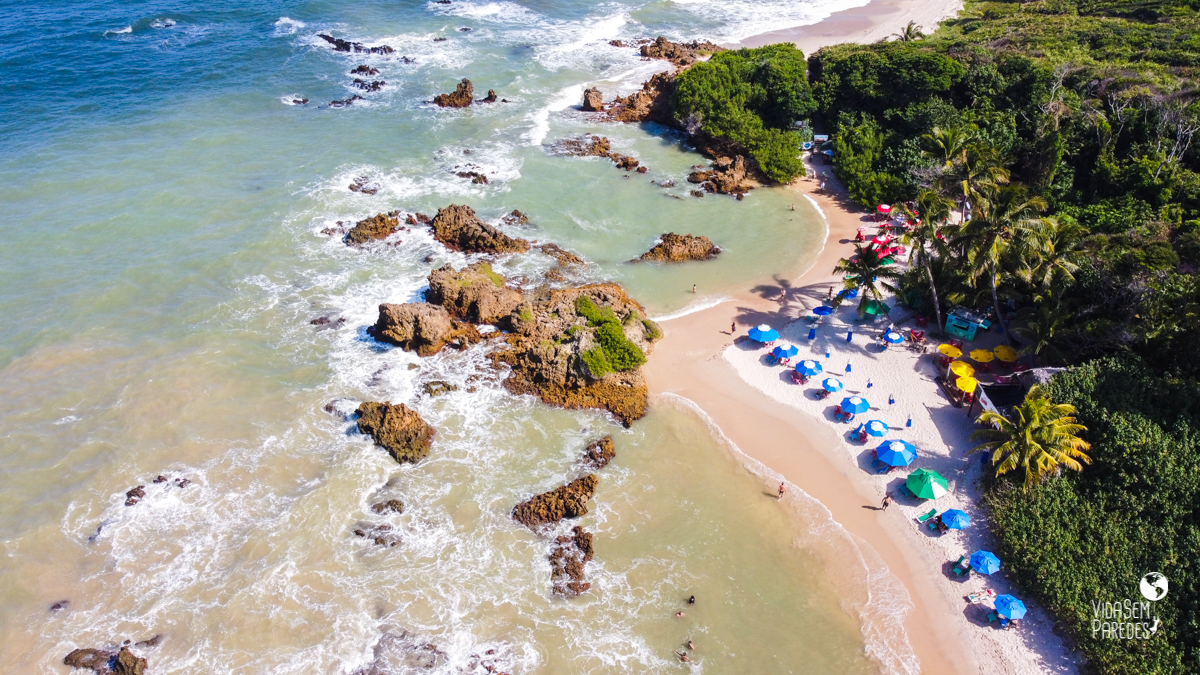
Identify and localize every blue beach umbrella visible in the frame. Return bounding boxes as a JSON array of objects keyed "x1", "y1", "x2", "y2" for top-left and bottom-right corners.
[
  {"x1": 840, "y1": 396, "x2": 870, "y2": 414},
  {"x1": 845, "y1": 288, "x2": 859, "y2": 299},
  {"x1": 941, "y1": 509, "x2": 971, "y2": 529},
  {"x1": 864, "y1": 420, "x2": 889, "y2": 437},
  {"x1": 796, "y1": 360, "x2": 823, "y2": 377},
  {"x1": 813, "y1": 305, "x2": 834, "y2": 316},
  {"x1": 875, "y1": 439, "x2": 915, "y2": 466},
  {"x1": 821, "y1": 377, "x2": 844, "y2": 393},
  {"x1": 772, "y1": 344, "x2": 799, "y2": 358},
  {"x1": 884, "y1": 330, "x2": 904, "y2": 344},
  {"x1": 970, "y1": 551, "x2": 1001, "y2": 575},
  {"x1": 748, "y1": 324, "x2": 780, "y2": 343},
  {"x1": 995, "y1": 595, "x2": 1027, "y2": 620}
]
